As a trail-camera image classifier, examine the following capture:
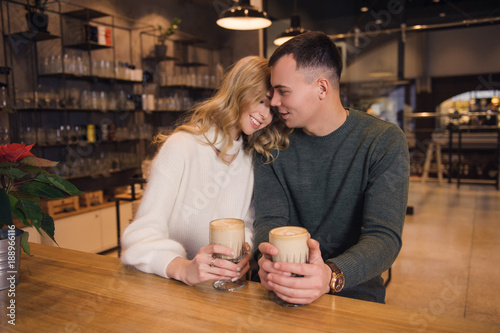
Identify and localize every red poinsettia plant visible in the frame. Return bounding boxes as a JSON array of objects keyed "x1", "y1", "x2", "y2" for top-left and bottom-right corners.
[{"x1": 0, "y1": 143, "x2": 82, "y2": 254}]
